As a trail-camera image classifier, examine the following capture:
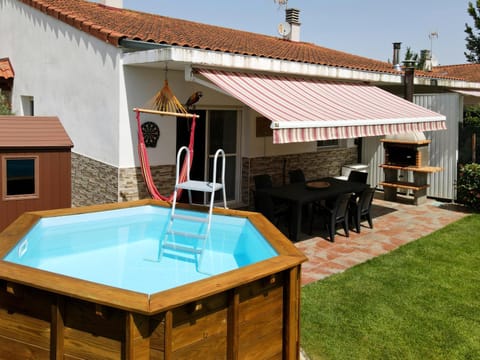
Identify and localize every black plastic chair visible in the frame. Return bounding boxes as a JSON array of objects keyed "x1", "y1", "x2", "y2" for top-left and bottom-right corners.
[
  {"x1": 311, "y1": 192, "x2": 352, "y2": 242},
  {"x1": 254, "y1": 174, "x2": 273, "y2": 189},
  {"x1": 348, "y1": 170, "x2": 368, "y2": 184},
  {"x1": 350, "y1": 187, "x2": 376, "y2": 233},
  {"x1": 254, "y1": 190, "x2": 290, "y2": 230},
  {"x1": 289, "y1": 169, "x2": 306, "y2": 184}
]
